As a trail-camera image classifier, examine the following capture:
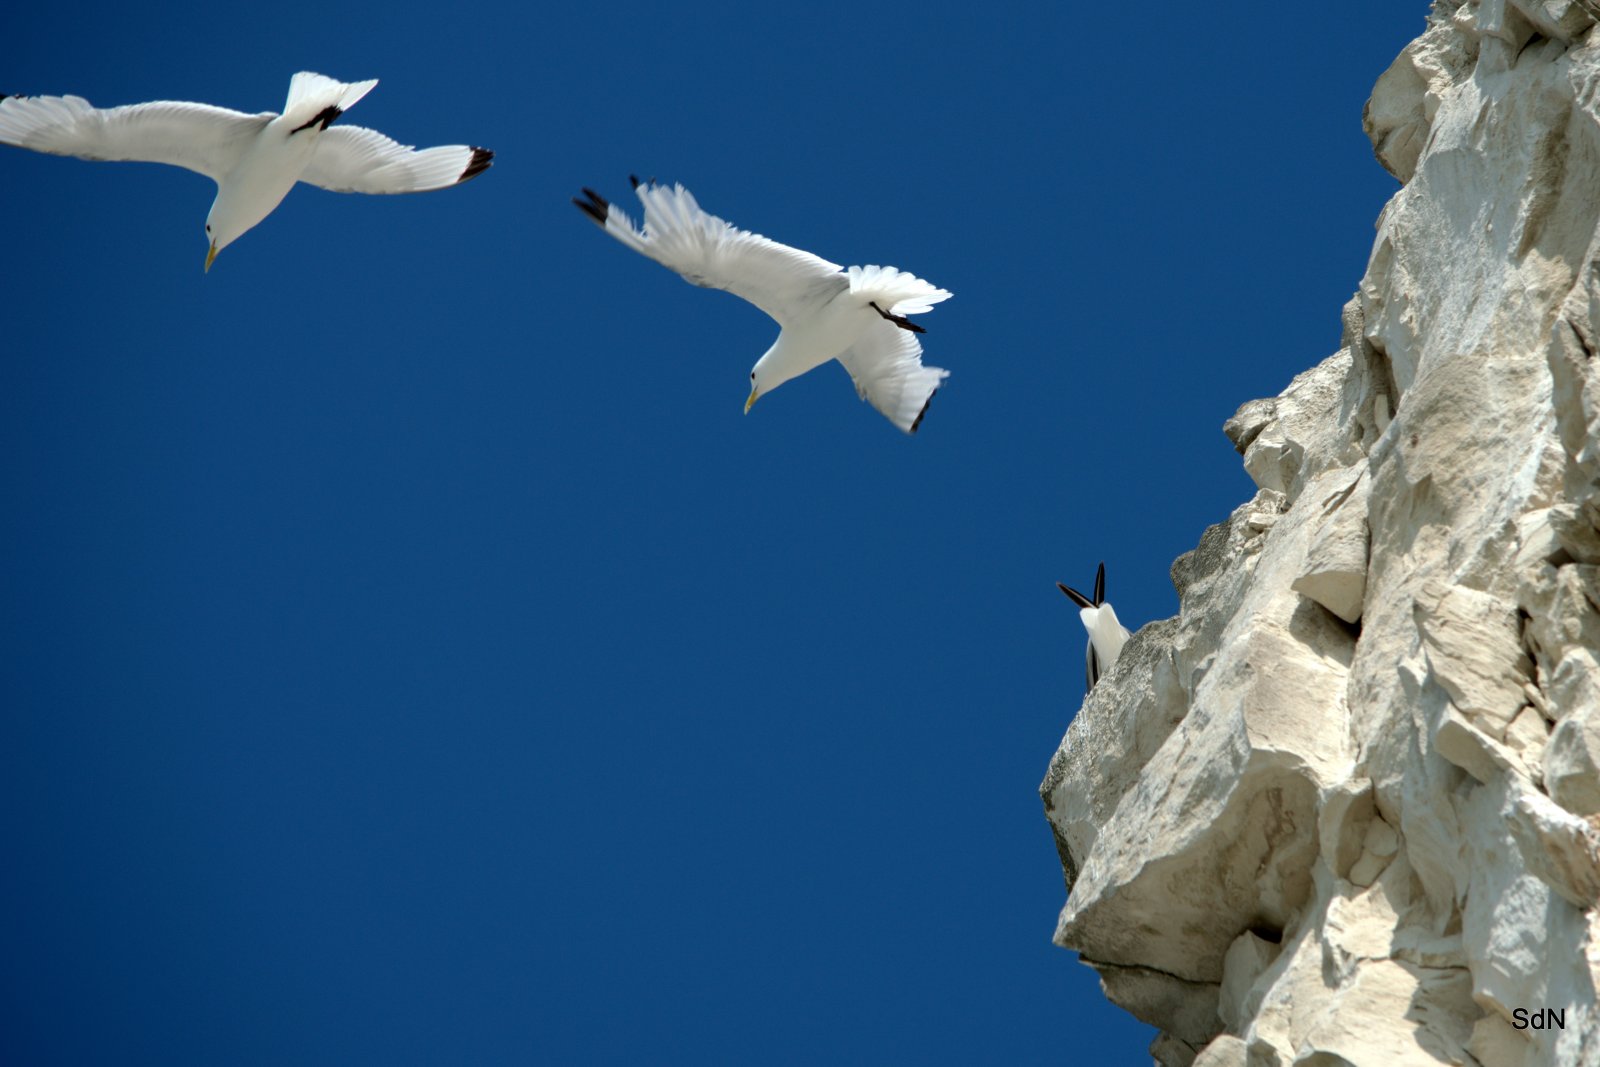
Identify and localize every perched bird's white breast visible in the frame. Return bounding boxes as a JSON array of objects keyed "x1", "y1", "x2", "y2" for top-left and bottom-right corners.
[{"x1": 1081, "y1": 603, "x2": 1129, "y2": 673}]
